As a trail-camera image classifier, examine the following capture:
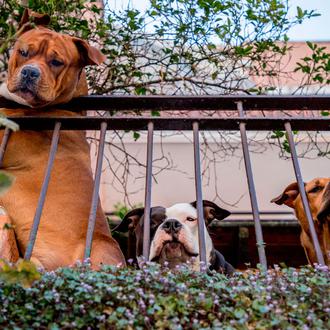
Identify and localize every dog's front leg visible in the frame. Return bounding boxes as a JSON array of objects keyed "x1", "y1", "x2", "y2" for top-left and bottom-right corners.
[
  {"x1": 300, "y1": 230, "x2": 317, "y2": 265},
  {"x1": 0, "y1": 210, "x2": 19, "y2": 263},
  {"x1": 29, "y1": 256, "x2": 45, "y2": 270}
]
